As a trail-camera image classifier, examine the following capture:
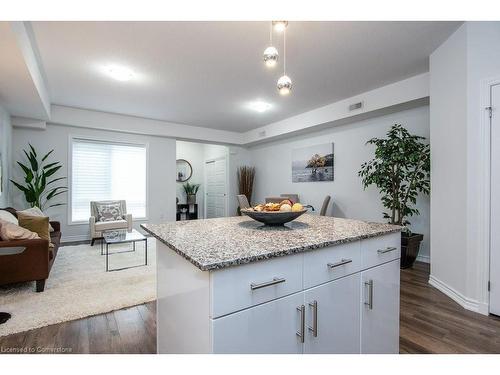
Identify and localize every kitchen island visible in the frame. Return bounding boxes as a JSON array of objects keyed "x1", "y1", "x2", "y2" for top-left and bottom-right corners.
[{"x1": 142, "y1": 215, "x2": 402, "y2": 354}]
